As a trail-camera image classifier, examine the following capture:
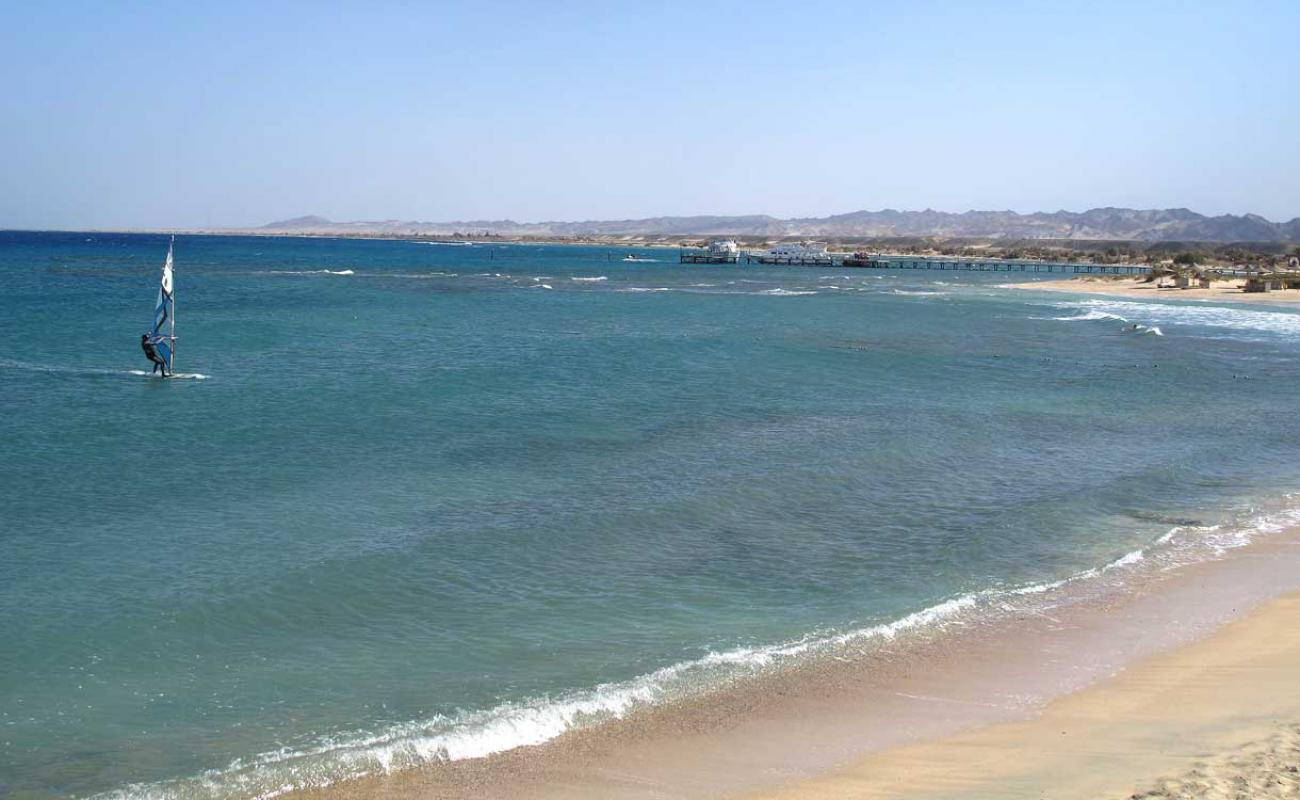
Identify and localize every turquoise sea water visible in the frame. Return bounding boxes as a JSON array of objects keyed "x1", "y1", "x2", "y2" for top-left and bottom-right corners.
[{"x1": 3, "y1": 232, "x2": 1300, "y2": 799}]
